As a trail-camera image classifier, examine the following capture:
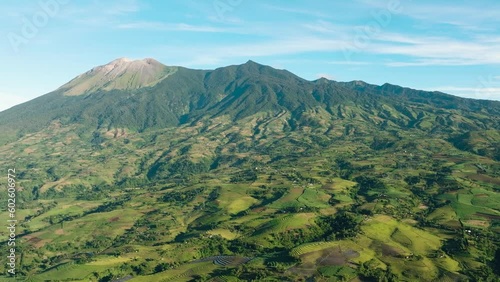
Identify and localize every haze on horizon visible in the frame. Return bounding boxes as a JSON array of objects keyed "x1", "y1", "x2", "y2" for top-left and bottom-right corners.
[{"x1": 1, "y1": 0, "x2": 499, "y2": 111}]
